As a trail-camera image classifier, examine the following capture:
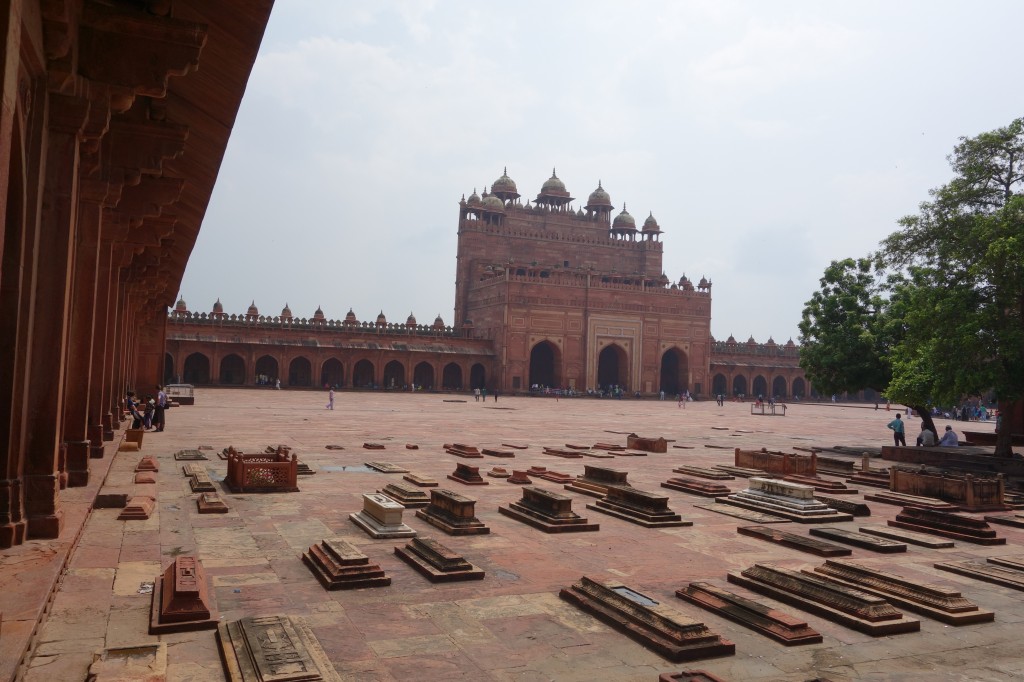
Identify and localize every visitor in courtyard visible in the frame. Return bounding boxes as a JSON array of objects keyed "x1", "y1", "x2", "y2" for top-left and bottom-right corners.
[
  {"x1": 326, "y1": 387, "x2": 334, "y2": 410},
  {"x1": 143, "y1": 396, "x2": 155, "y2": 429},
  {"x1": 916, "y1": 422, "x2": 937, "y2": 446},
  {"x1": 887, "y1": 413, "x2": 907, "y2": 446},
  {"x1": 154, "y1": 385, "x2": 167, "y2": 432},
  {"x1": 481, "y1": 387, "x2": 487, "y2": 401},
  {"x1": 275, "y1": 378, "x2": 280, "y2": 389},
  {"x1": 126, "y1": 391, "x2": 143, "y2": 429},
  {"x1": 473, "y1": 387, "x2": 480, "y2": 401},
  {"x1": 939, "y1": 425, "x2": 959, "y2": 447},
  {"x1": 493, "y1": 389, "x2": 499, "y2": 402}
]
